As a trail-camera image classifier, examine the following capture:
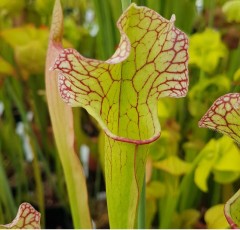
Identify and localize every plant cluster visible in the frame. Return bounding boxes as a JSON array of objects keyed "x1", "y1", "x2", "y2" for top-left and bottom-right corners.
[{"x1": 0, "y1": 0, "x2": 240, "y2": 229}]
